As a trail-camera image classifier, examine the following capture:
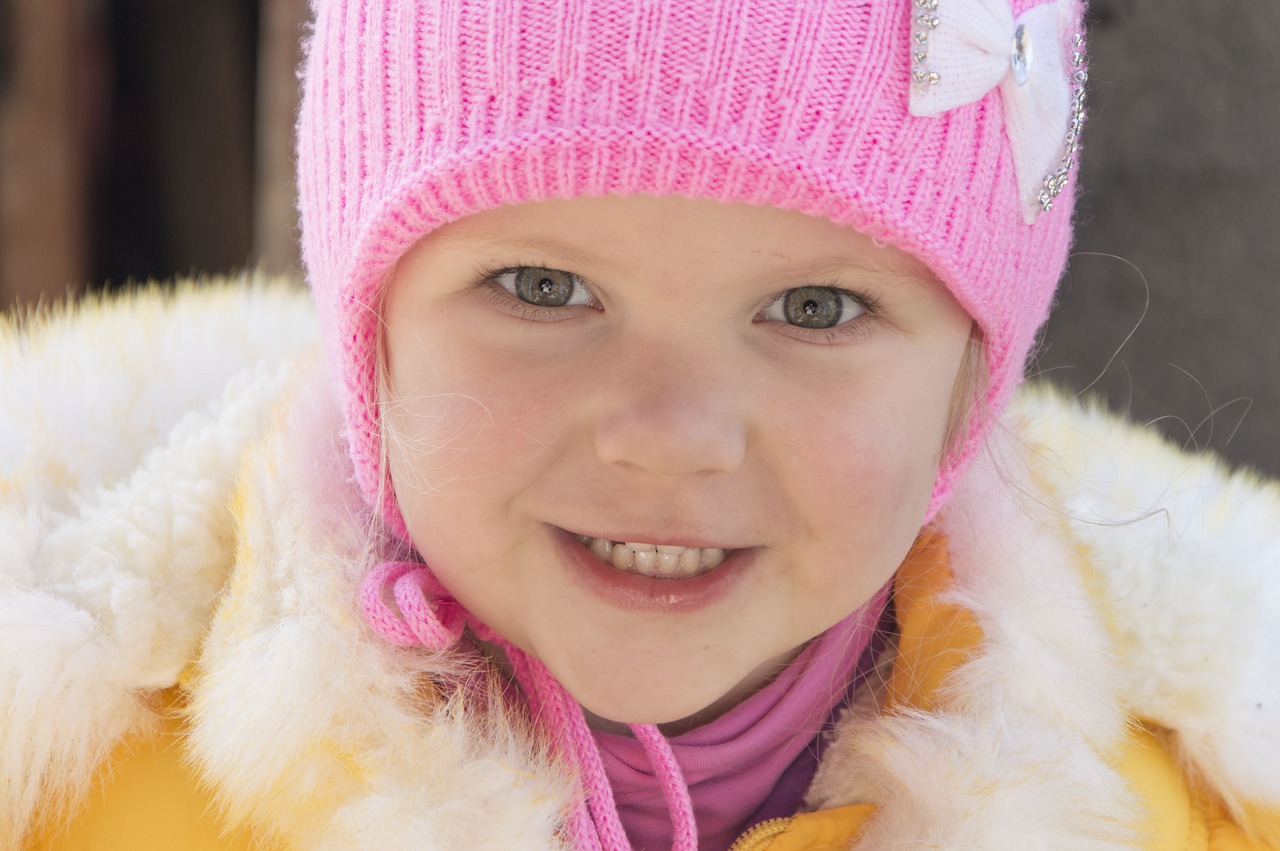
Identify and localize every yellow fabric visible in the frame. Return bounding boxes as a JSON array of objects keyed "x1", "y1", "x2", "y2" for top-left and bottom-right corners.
[
  {"x1": 1118, "y1": 723, "x2": 1199, "y2": 850},
  {"x1": 1238, "y1": 807, "x2": 1280, "y2": 849},
  {"x1": 29, "y1": 690, "x2": 257, "y2": 851},
  {"x1": 885, "y1": 532, "x2": 983, "y2": 712},
  {"x1": 751, "y1": 806, "x2": 874, "y2": 850},
  {"x1": 1197, "y1": 785, "x2": 1280, "y2": 850}
]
